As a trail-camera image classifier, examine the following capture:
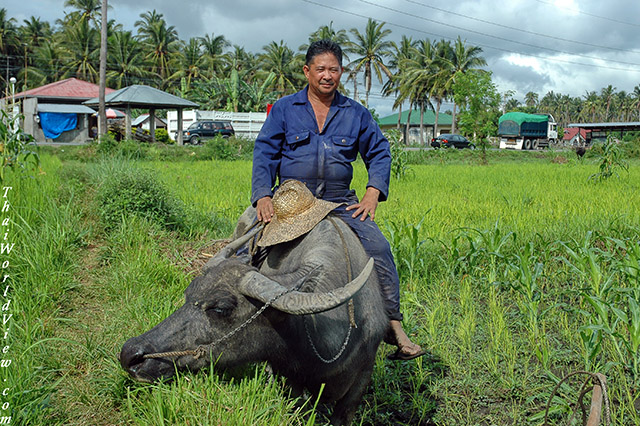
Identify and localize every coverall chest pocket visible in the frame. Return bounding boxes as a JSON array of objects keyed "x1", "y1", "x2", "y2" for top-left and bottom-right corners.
[
  {"x1": 285, "y1": 131, "x2": 311, "y2": 149},
  {"x1": 331, "y1": 135, "x2": 357, "y2": 160}
]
